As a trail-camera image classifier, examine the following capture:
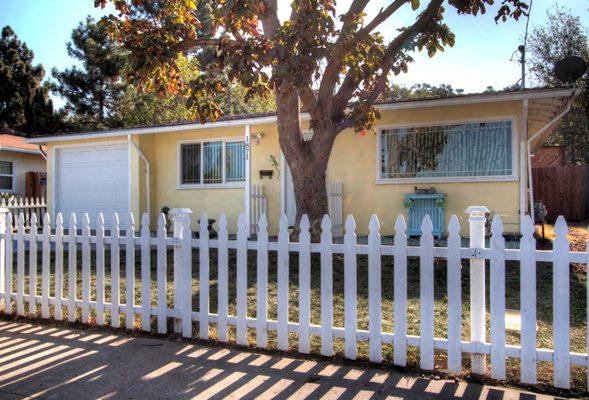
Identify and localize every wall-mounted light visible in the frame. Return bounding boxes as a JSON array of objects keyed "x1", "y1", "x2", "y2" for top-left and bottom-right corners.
[{"x1": 253, "y1": 132, "x2": 264, "y2": 145}]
